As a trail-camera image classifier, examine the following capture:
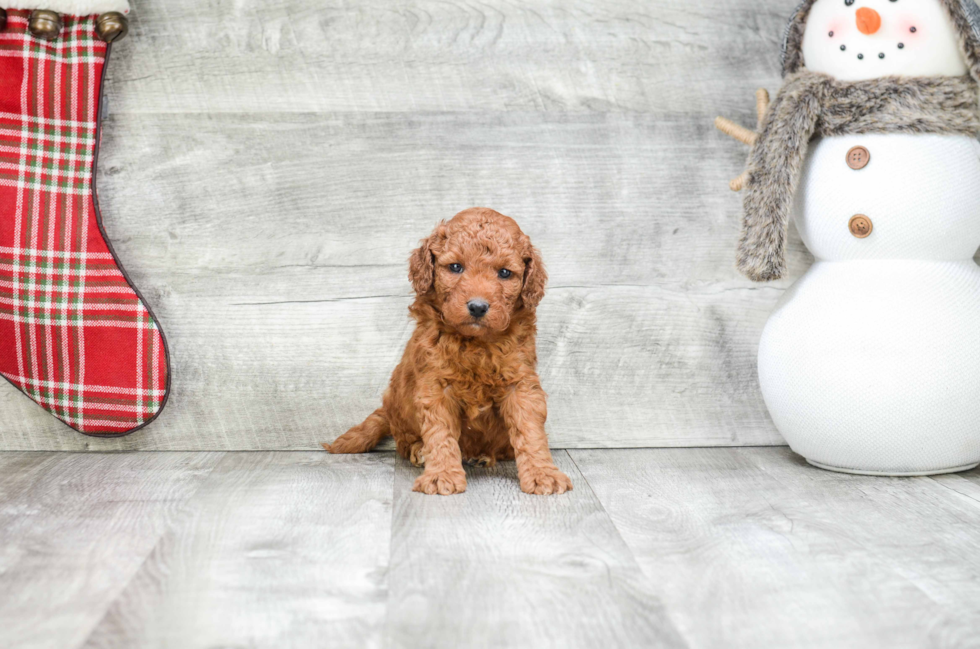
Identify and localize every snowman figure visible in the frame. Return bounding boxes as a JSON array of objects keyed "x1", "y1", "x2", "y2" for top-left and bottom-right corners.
[{"x1": 718, "y1": 0, "x2": 980, "y2": 475}]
